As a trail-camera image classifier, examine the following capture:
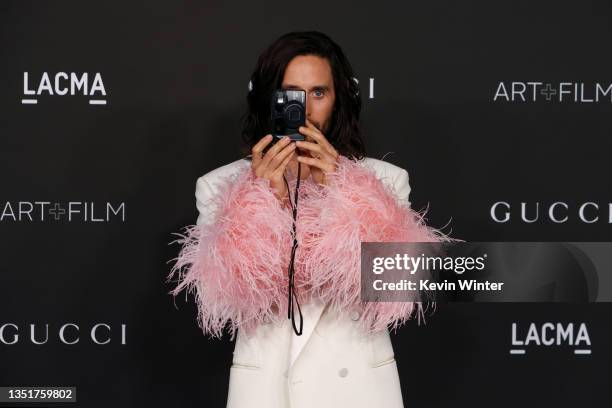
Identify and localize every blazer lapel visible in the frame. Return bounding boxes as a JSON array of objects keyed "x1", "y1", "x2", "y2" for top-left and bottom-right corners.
[{"x1": 289, "y1": 299, "x2": 327, "y2": 368}]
